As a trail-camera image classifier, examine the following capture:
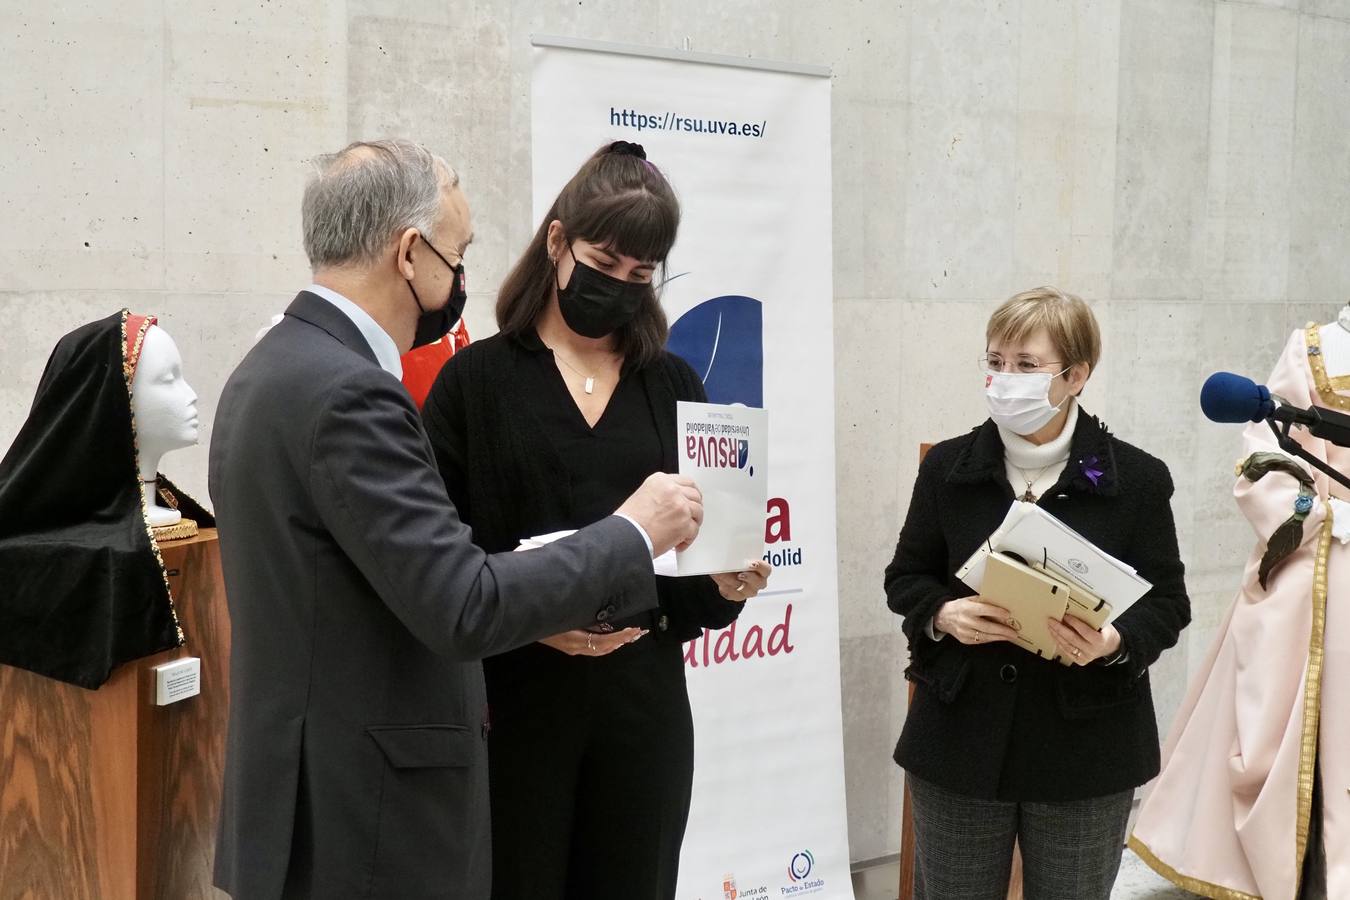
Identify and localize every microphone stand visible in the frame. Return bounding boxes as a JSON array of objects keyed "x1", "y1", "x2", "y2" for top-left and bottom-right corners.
[{"x1": 1267, "y1": 419, "x2": 1350, "y2": 493}]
